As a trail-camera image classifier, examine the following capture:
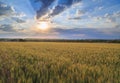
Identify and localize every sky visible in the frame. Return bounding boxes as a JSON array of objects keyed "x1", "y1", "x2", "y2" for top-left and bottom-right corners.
[{"x1": 0, "y1": 0, "x2": 120, "y2": 39}]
